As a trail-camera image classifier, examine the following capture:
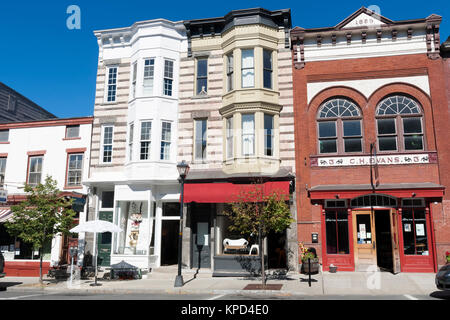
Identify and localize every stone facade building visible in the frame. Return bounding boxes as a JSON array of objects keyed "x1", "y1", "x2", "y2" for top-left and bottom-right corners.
[{"x1": 177, "y1": 8, "x2": 298, "y2": 275}]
